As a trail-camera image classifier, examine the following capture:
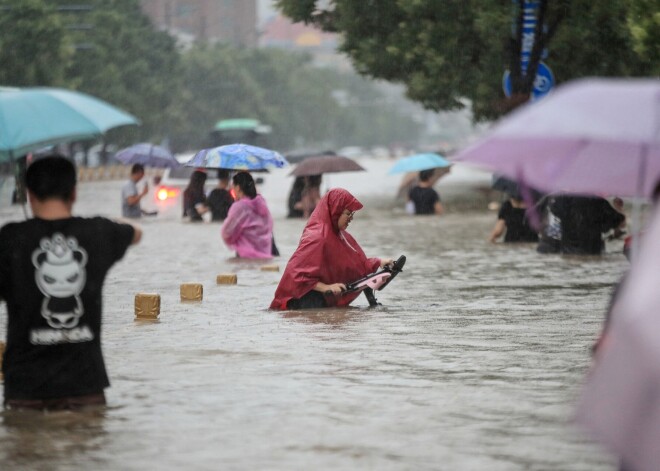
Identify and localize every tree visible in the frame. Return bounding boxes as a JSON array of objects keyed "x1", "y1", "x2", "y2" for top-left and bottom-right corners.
[
  {"x1": 174, "y1": 43, "x2": 268, "y2": 151},
  {"x1": 175, "y1": 44, "x2": 419, "y2": 152},
  {"x1": 0, "y1": 0, "x2": 73, "y2": 86},
  {"x1": 56, "y1": 0, "x2": 184, "y2": 144},
  {"x1": 0, "y1": 0, "x2": 422, "y2": 153},
  {"x1": 276, "y1": 0, "x2": 654, "y2": 120}
]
